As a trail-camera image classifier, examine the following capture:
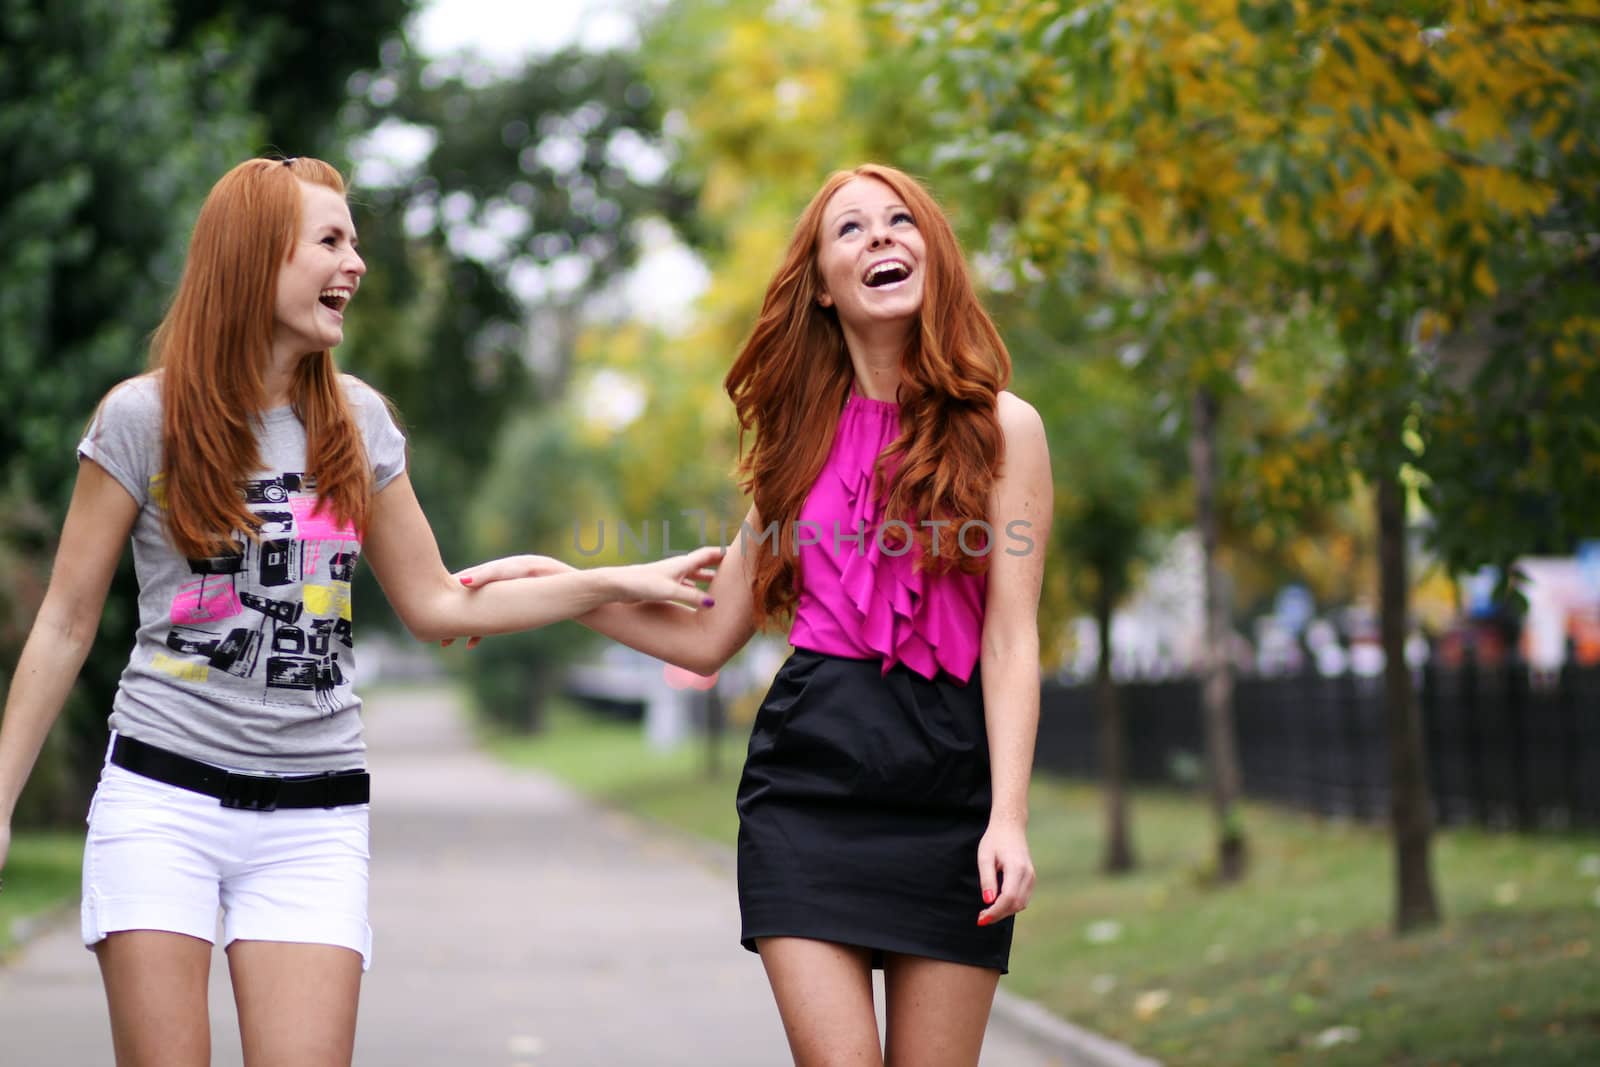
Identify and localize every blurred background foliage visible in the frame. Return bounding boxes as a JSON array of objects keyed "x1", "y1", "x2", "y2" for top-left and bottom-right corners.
[{"x1": 3, "y1": 0, "x2": 1598, "y2": 930}]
